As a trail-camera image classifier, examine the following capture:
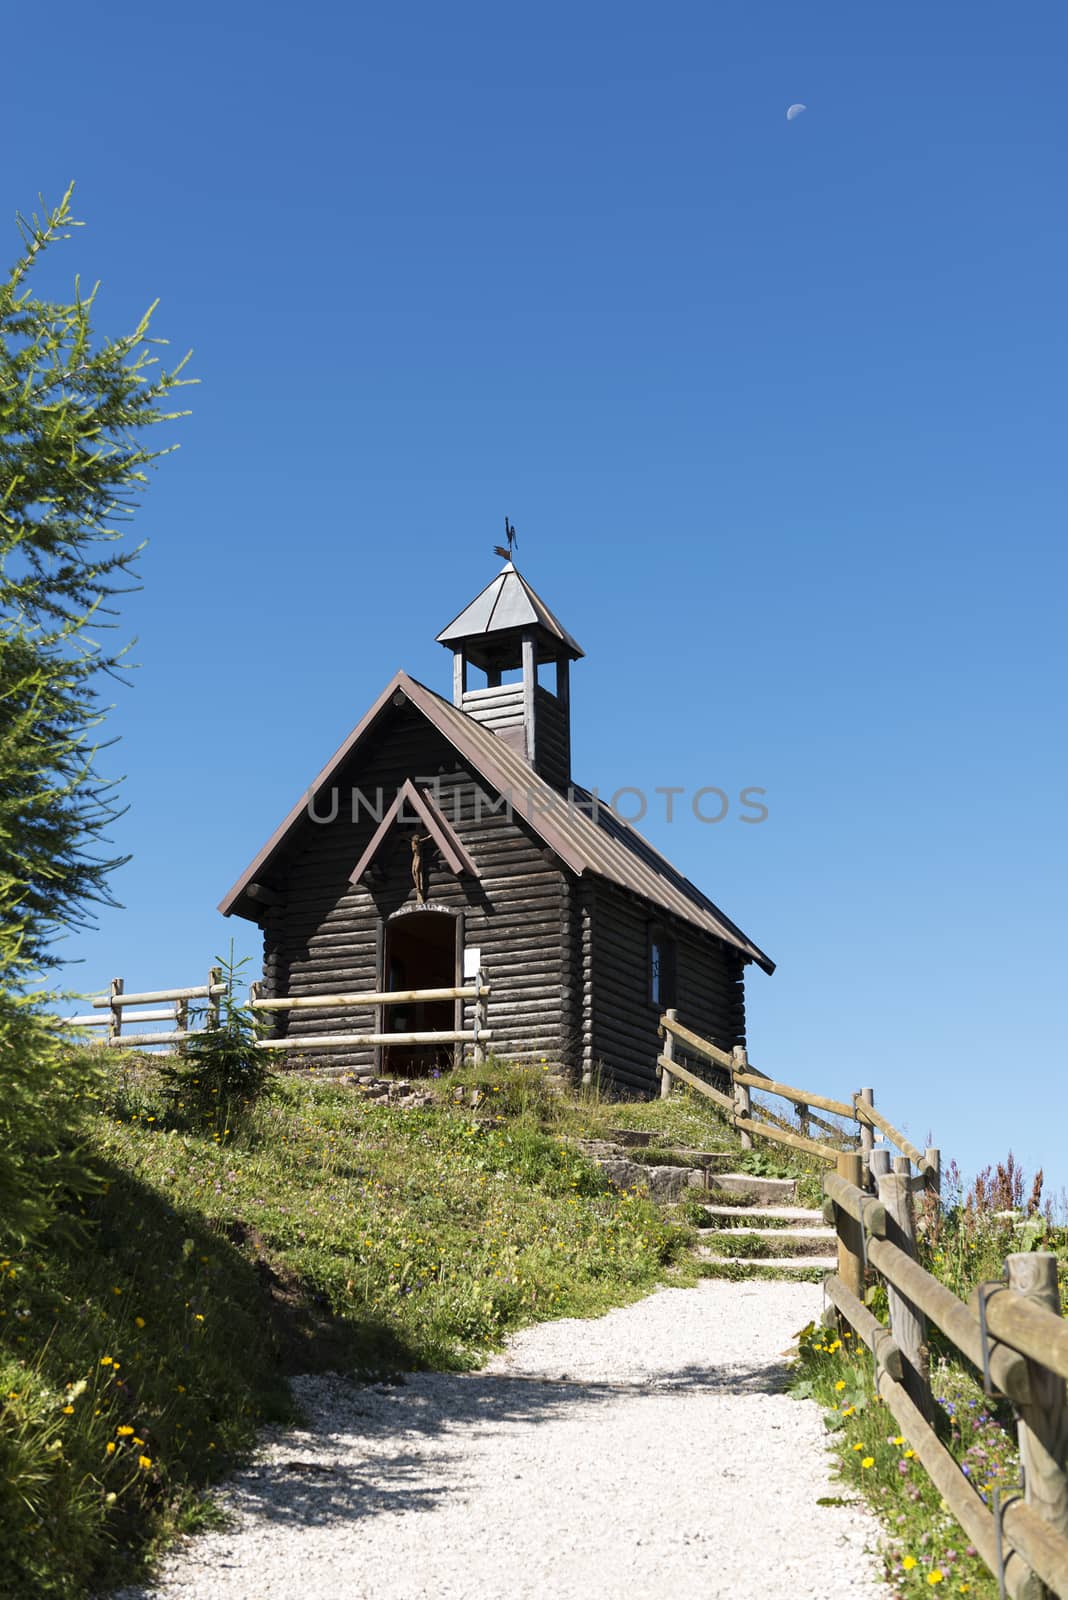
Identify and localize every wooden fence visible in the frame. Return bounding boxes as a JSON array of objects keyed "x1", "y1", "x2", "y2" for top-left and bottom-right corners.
[
  {"x1": 59, "y1": 969, "x2": 225, "y2": 1053},
  {"x1": 657, "y1": 1010, "x2": 1068, "y2": 1599},
  {"x1": 60, "y1": 974, "x2": 492, "y2": 1065},
  {"x1": 657, "y1": 1008, "x2": 940, "y2": 1188},
  {"x1": 250, "y1": 981, "x2": 491, "y2": 1064}
]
